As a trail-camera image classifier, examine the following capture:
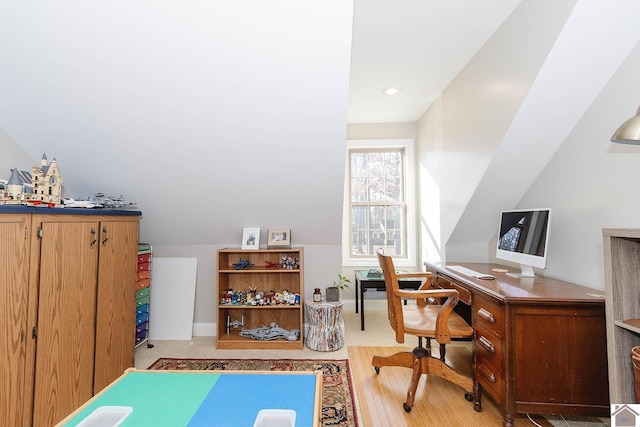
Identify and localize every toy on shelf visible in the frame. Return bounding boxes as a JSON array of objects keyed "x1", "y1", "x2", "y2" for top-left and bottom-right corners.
[
  {"x1": 63, "y1": 193, "x2": 137, "y2": 209},
  {"x1": 239, "y1": 322, "x2": 300, "y2": 341},
  {"x1": 226, "y1": 314, "x2": 245, "y2": 335},
  {"x1": 265, "y1": 261, "x2": 280, "y2": 268},
  {"x1": 233, "y1": 258, "x2": 254, "y2": 270},
  {"x1": 220, "y1": 287, "x2": 300, "y2": 306},
  {"x1": 0, "y1": 153, "x2": 62, "y2": 206},
  {"x1": 280, "y1": 255, "x2": 300, "y2": 269}
]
